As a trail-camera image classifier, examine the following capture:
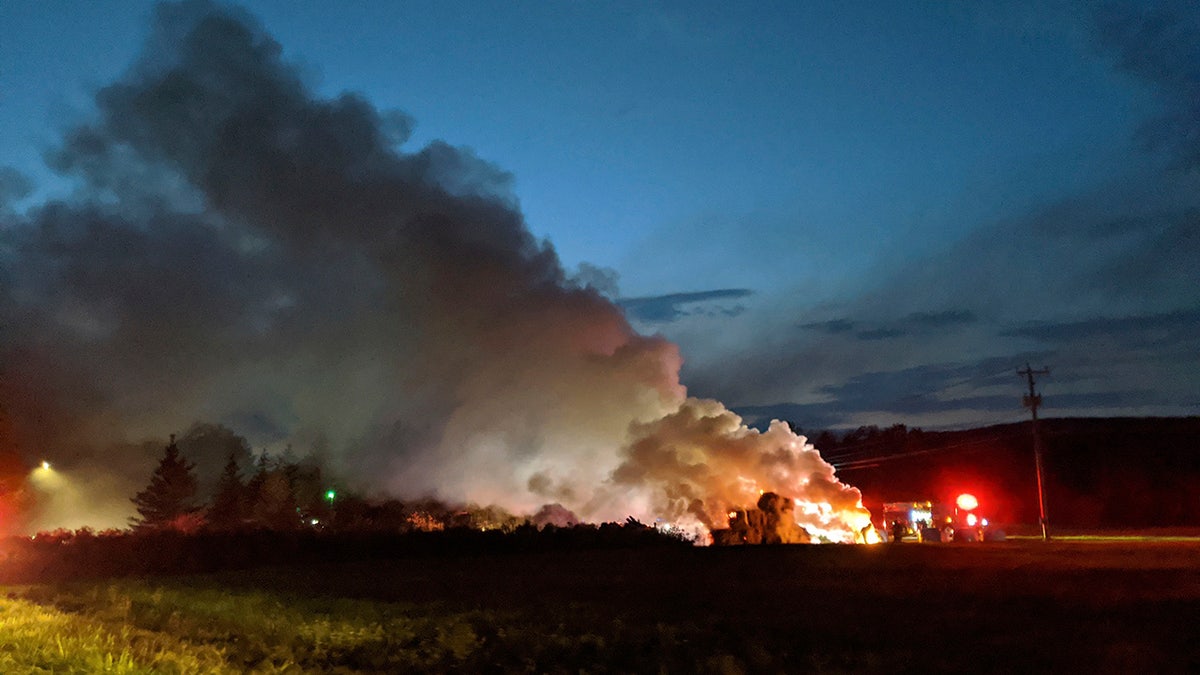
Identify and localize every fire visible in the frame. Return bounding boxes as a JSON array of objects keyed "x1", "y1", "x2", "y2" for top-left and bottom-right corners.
[{"x1": 610, "y1": 398, "x2": 876, "y2": 544}]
